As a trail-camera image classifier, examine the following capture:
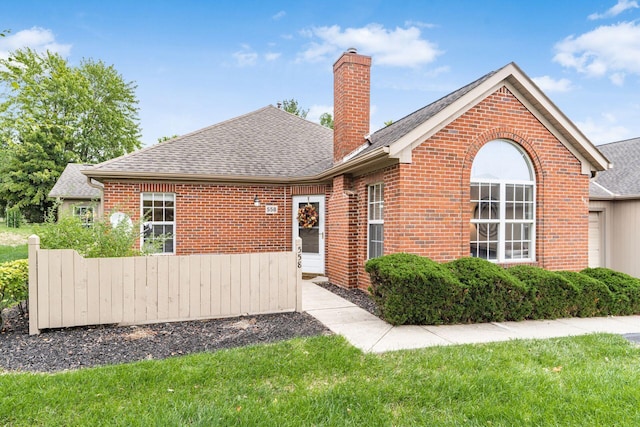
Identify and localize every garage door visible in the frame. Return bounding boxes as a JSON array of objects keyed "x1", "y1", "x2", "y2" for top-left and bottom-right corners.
[{"x1": 588, "y1": 211, "x2": 602, "y2": 268}]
